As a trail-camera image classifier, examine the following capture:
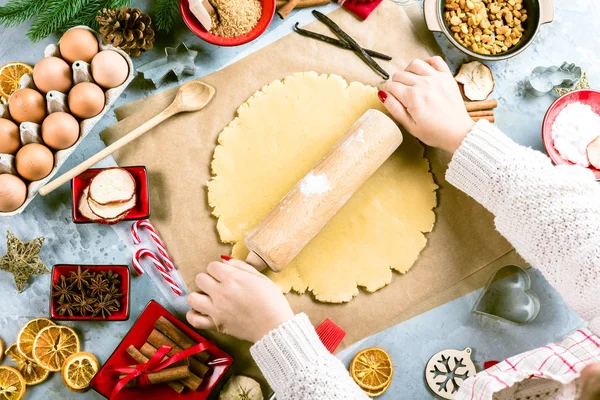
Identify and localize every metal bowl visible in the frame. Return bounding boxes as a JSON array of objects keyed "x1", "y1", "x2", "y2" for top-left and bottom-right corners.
[{"x1": 424, "y1": 0, "x2": 554, "y2": 61}]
